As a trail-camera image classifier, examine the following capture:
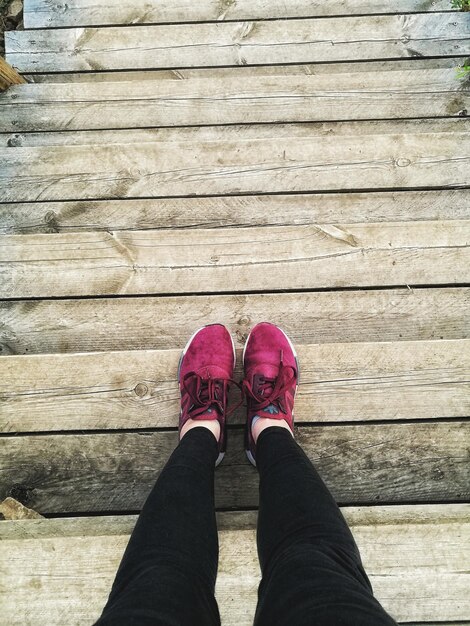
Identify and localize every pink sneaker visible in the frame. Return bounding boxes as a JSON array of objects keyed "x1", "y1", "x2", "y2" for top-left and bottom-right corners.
[
  {"x1": 178, "y1": 324, "x2": 236, "y2": 466},
  {"x1": 242, "y1": 322, "x2": 299, "y2": 466}
]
